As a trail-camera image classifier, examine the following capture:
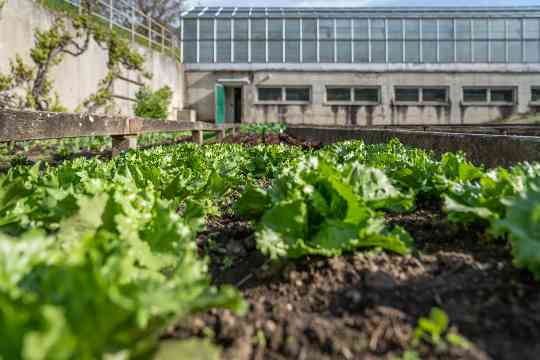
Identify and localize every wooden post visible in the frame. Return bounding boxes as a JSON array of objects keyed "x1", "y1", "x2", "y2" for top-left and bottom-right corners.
[
  {"x1": 231, "y1": 127, "x2": 237, "y2": 137},
  {"x1": 217, "y1": 129, "x2": 226, "y2": 141},
  {"x1": 112, "y1": 135, "x2": 138, "y2": 156},
  {"x1": 192, "y1": 130, "x2": 203, "y2": 145}
]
